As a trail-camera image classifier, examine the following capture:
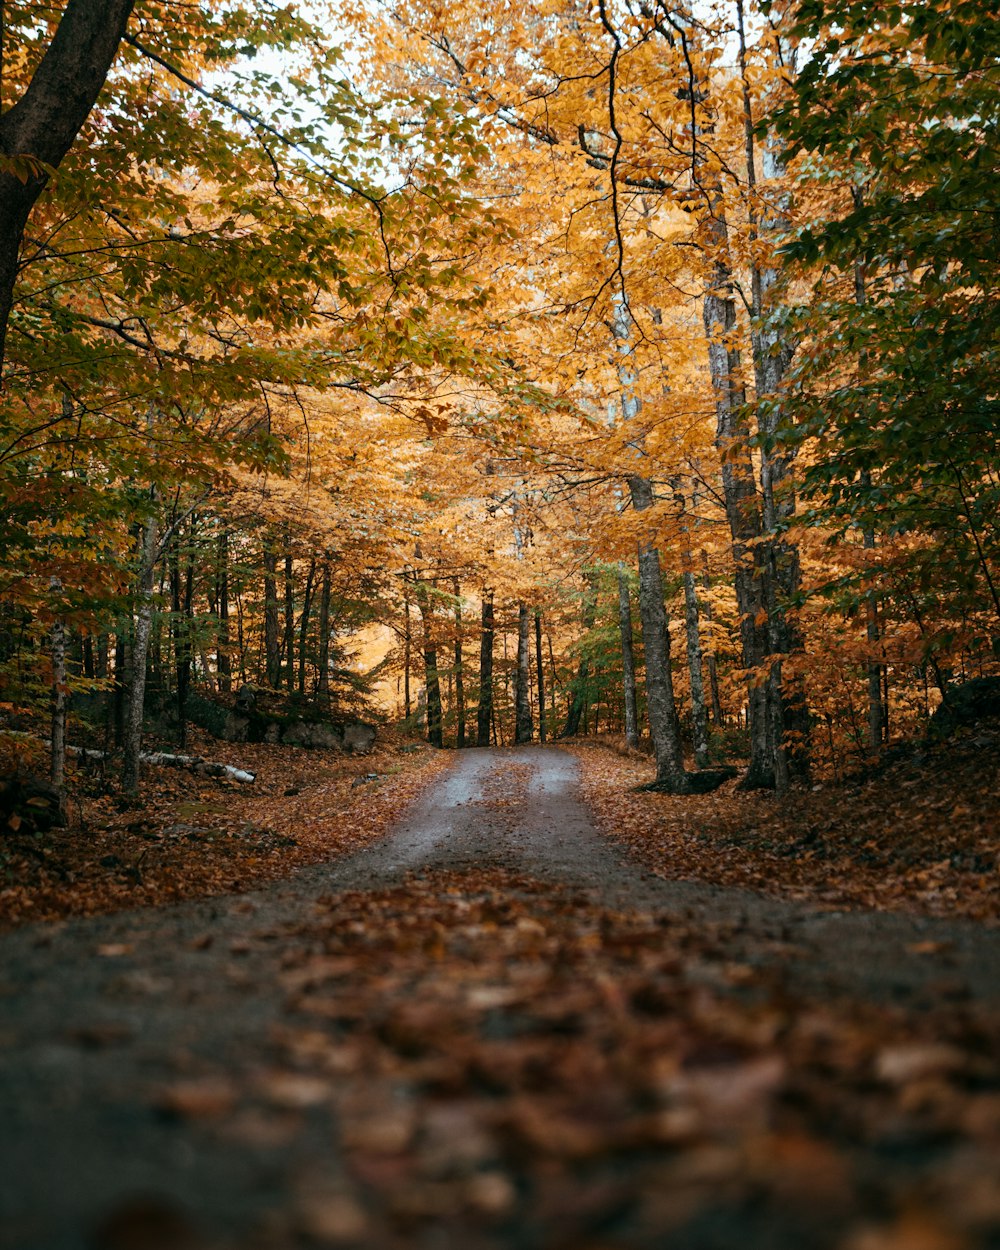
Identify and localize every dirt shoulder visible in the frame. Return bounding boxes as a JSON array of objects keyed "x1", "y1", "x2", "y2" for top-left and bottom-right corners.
[
  {"x1": 0, "y1": 730, "x2": 451, "y2": 930},
  {"x1": 568, "y1": 732, "x2": 1000, "y2": 925}
]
